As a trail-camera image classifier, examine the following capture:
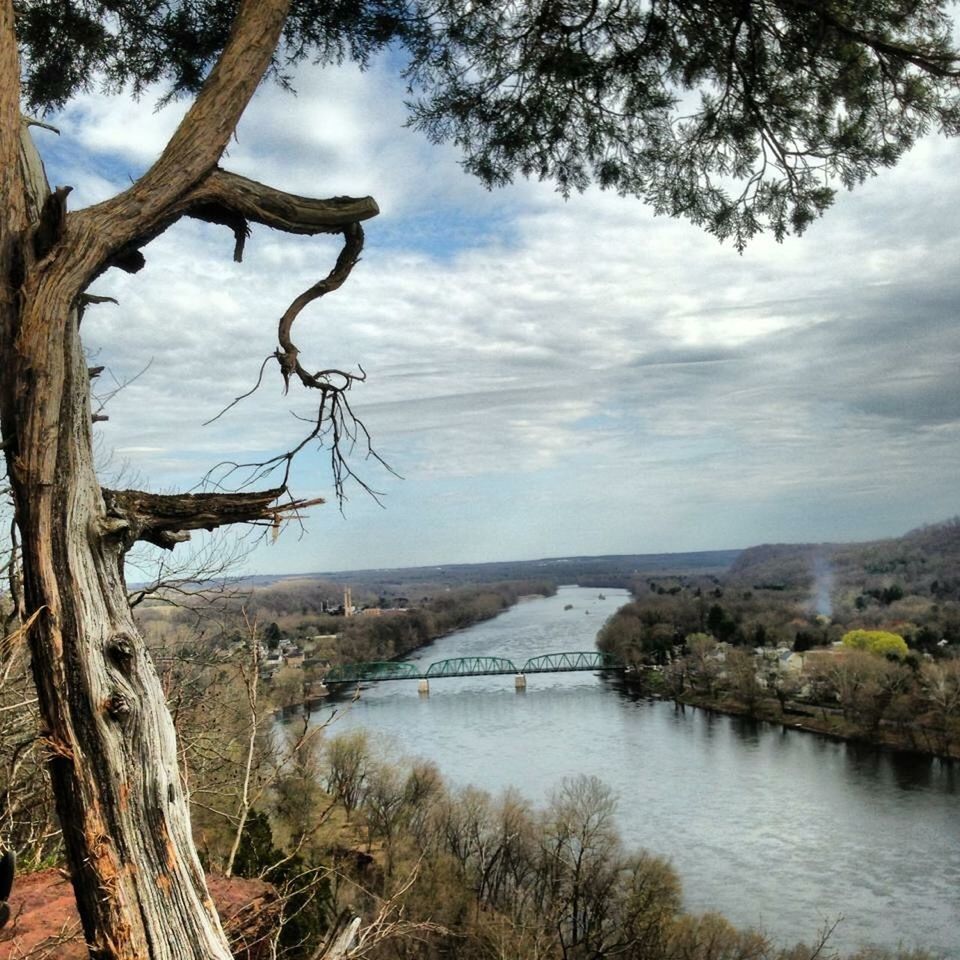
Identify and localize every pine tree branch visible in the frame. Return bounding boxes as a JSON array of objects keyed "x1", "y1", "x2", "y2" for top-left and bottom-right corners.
[{"x1": 67, "y1": 0, "x2": 294, "y2": 274}]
